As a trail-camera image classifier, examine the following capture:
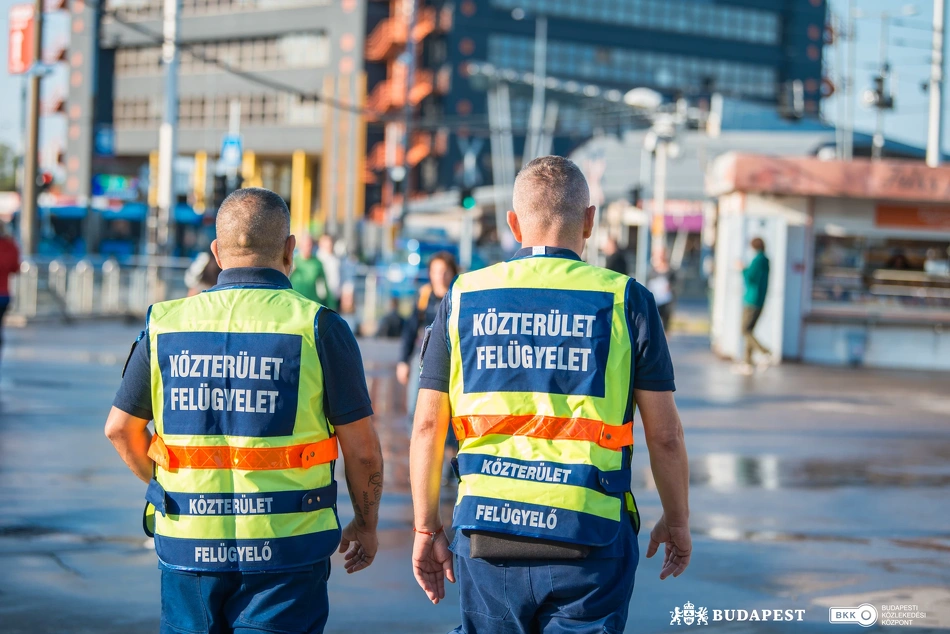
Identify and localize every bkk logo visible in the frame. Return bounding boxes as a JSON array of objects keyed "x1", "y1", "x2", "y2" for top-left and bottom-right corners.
[{"x1": 670, "y1": 602, "x2": 806, "y2": 626}]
